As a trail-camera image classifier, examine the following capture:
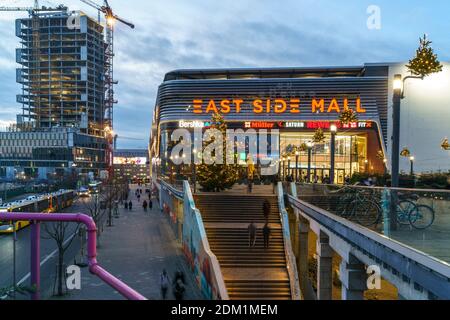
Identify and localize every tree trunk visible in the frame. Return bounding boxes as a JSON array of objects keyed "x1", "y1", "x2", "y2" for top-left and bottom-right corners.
[{"x1": 57, "y1": 249, "x2": 64, "y2": 296}]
